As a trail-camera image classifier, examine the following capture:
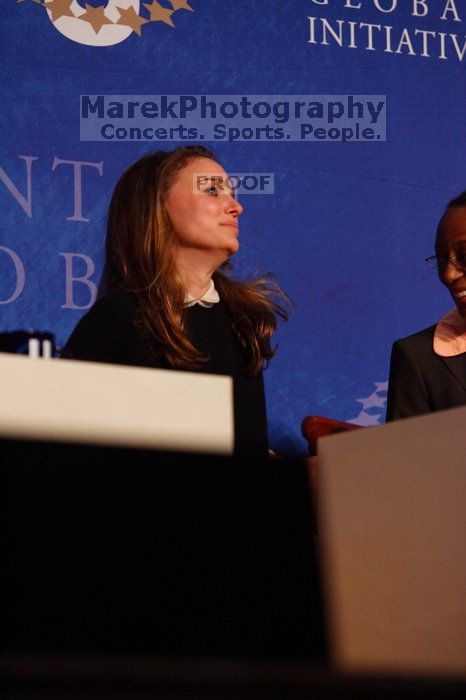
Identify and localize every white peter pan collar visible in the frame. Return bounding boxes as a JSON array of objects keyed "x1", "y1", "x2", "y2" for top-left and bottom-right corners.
[{"x1": 183, "y1": 278, "x2": 220, "y2": 308}]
